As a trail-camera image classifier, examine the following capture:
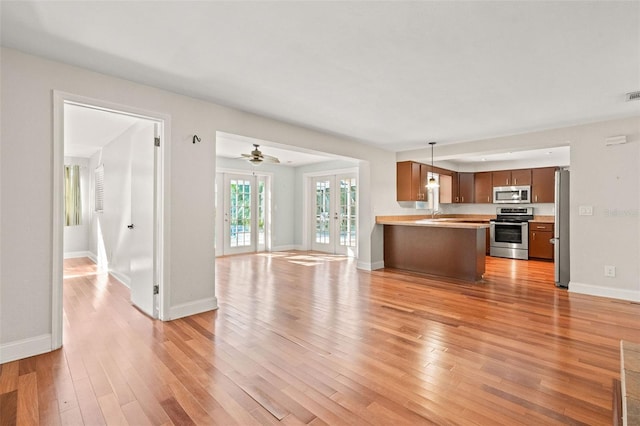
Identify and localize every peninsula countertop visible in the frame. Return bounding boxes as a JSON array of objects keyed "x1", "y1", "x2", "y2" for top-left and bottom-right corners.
[{"x1": 376, "y1": 216, "x2": 490, "y2": 229}]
